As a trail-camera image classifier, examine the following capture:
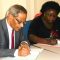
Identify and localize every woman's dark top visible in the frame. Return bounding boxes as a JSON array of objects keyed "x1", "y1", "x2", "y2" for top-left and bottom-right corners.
[{"x1": 28, "y1": 16, "x2": 60, "y2": 39}]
